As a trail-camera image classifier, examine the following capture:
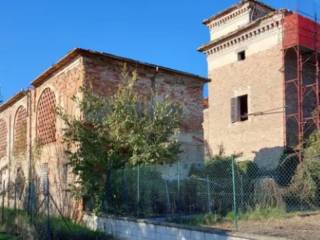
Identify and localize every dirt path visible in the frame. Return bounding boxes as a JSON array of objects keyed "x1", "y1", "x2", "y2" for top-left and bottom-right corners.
[{"x1": 211, "y1": 213, "x2": 320, "y2": 240}]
